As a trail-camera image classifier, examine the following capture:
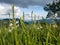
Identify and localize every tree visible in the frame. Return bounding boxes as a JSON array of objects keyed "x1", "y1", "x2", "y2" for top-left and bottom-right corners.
[
  {"x1": 44, "y1": 0, "x2": 60, "y2": 18},
  {"x1": 56, "y1": 0, "x2": 60, "y2": 11},
  {"x1": 46, "y1": 11, "x2": 54, "y2": 18}
]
